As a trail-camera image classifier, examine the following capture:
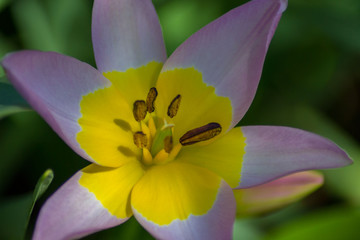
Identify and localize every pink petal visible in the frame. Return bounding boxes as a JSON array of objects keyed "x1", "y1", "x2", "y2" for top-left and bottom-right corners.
[
  {"x1": 238, "y1": 126, "x2": 352, "y2": 188},
  {"x1": 92, "y1": 0, "x2": 167, "y2": 72},
  {"x1": 1, "y1": 50, "x2": 110, "y2": 164},
  {"x1": 161, "y1": 0, "x2": 287, "y2": 128},
  {"x1": 235, "y1": 171, "x2": 323, "y2": 217}
]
